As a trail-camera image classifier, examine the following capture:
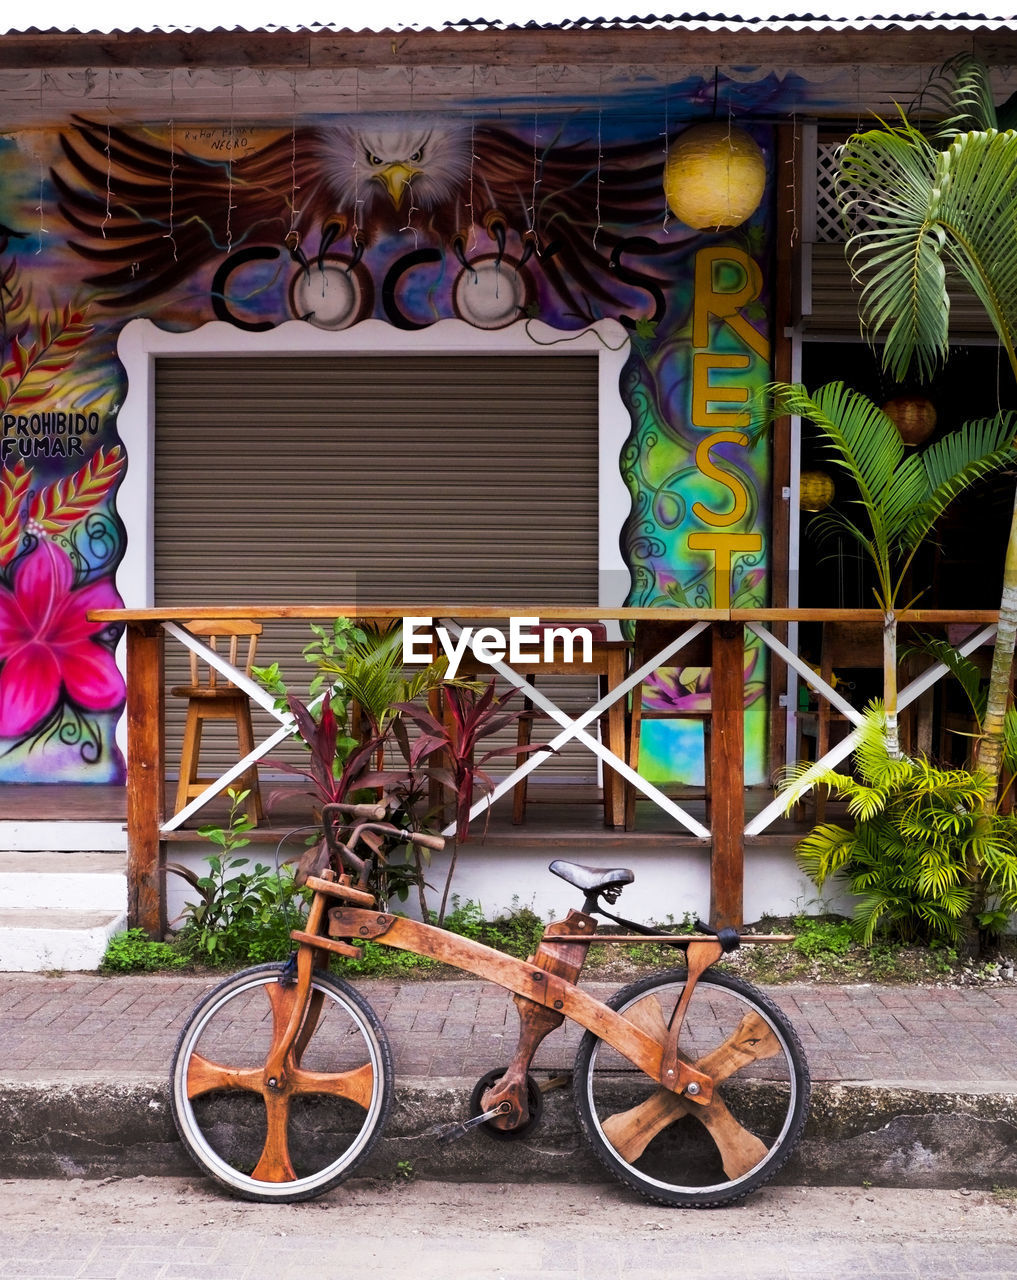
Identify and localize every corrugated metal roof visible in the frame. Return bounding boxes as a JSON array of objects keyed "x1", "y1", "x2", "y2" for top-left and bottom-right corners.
[{"x1": 2, "y1": 3, "x2": 1015, "y2": 35}]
